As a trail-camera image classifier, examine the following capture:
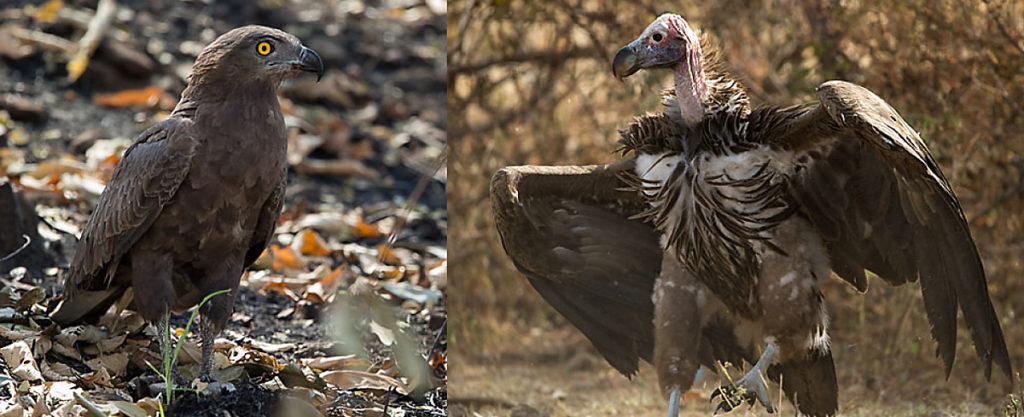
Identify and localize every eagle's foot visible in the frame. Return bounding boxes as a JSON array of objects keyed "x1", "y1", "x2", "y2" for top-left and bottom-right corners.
[{"x1": 711, "y1": 344, "x2": 776, "y2": 415}]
